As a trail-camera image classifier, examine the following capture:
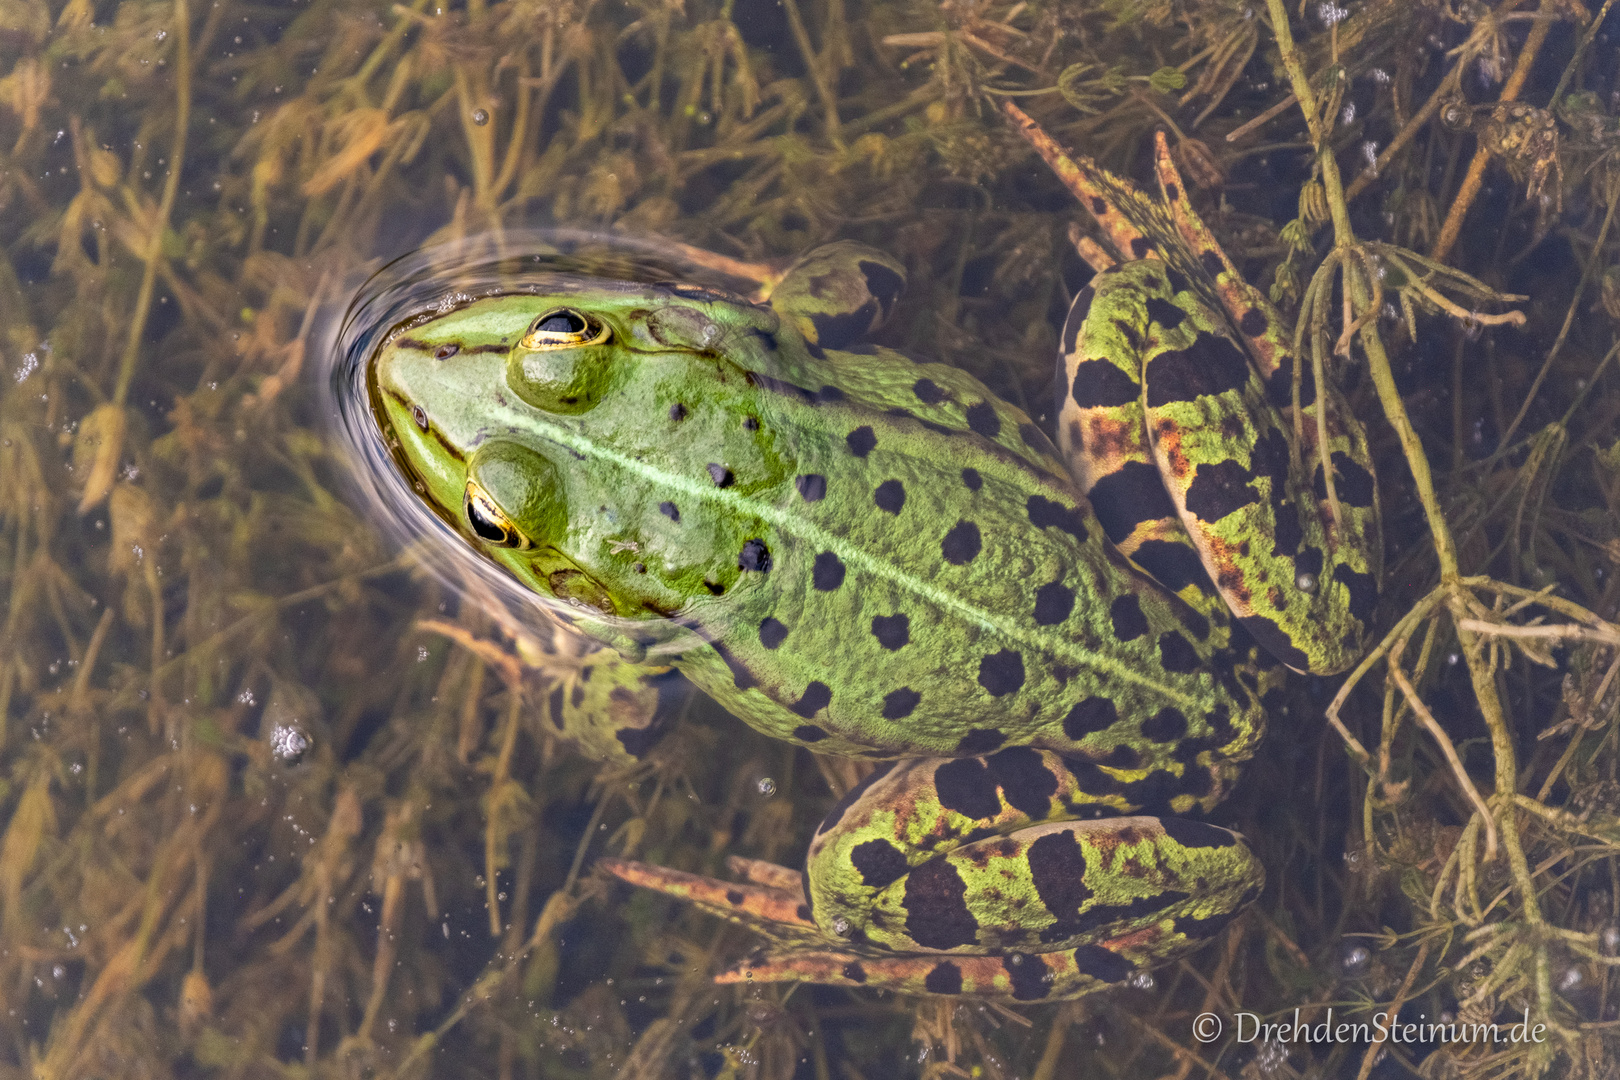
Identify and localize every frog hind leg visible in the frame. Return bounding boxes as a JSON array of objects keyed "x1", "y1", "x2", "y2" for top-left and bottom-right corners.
[
  {"x1": 1093, "y1": 257, "x2": 1368, "y2": 674},
  {"x1": 717, "y1": 942, "x2": 1141, "y2": 1003},
  {"x1": 1058, "y1": 263, "x2": 1230, "y2": 628},
  {"x1": 1001, "y1": 101, "x2": 1177, "y2": 269},
  {"x1": 604, "y1": 753, "x2": 1264, "y2": 1000},
  {"x1": 754, "y1": 812, "x2": 1261, "y2": 1002},
  {"x1": 1147, "y1": 132, "x2": 1382, "y2": 672},
  {"x1": 1022, "y1": 110, "x2": 1234, "y2": 626},
  {"x1": 1015, "y1": 103, "x2": 1380, "y2": 673},
  {"x1": 799, "y1": 754, "x2": 1263, "y2": 998}
]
